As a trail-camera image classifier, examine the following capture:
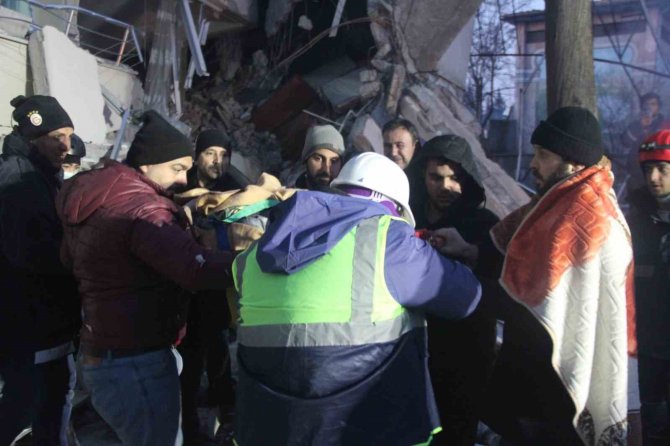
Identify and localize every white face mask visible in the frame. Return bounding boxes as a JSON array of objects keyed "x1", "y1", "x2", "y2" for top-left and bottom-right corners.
[{"x1": 63, "y1": 169, "x2": 79, "y2": 180}]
